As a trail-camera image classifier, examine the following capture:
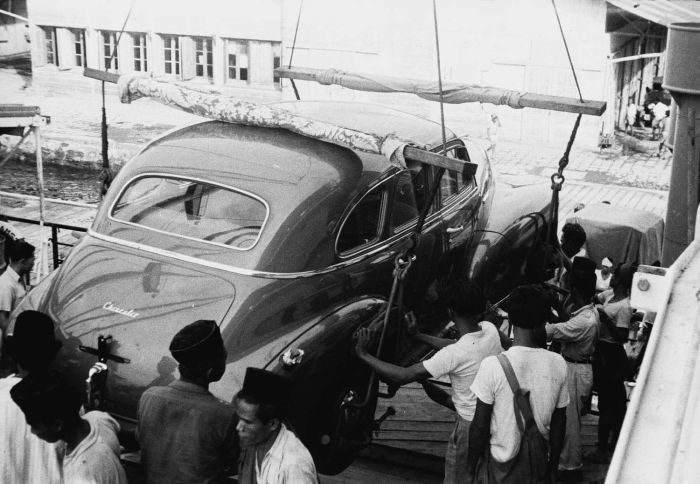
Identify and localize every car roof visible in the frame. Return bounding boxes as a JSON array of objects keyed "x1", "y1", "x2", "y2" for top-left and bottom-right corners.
[{"x1": 268, "y1": 101, "x2": 457, "y2": 149}]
